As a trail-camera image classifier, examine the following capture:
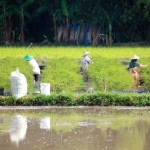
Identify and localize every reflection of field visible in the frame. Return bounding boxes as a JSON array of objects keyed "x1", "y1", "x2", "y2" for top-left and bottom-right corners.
[
  {"x1": 0, "y1": 107, "x2": 150, "y2": 132},
  {"x1": 0, "y1": 107, "x2": 149, "y2": 150}
]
